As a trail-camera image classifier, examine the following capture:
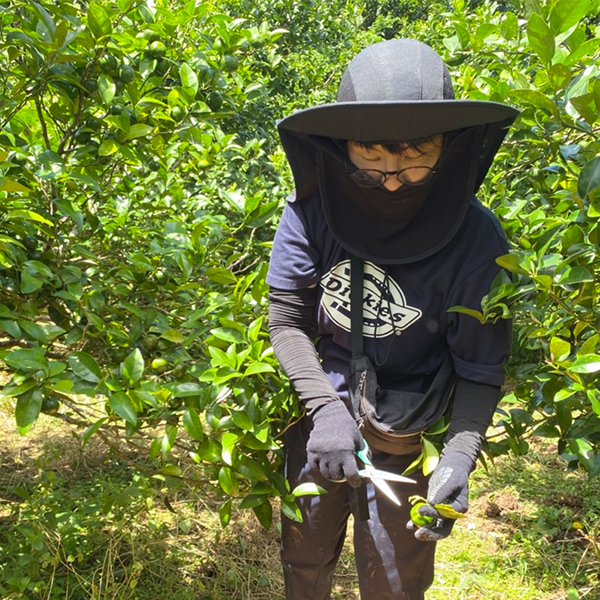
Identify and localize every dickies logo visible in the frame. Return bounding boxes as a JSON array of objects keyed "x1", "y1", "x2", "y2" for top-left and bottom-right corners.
[{"x1": 320, "y1": 260, "x2": 422, "y2": 337}]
